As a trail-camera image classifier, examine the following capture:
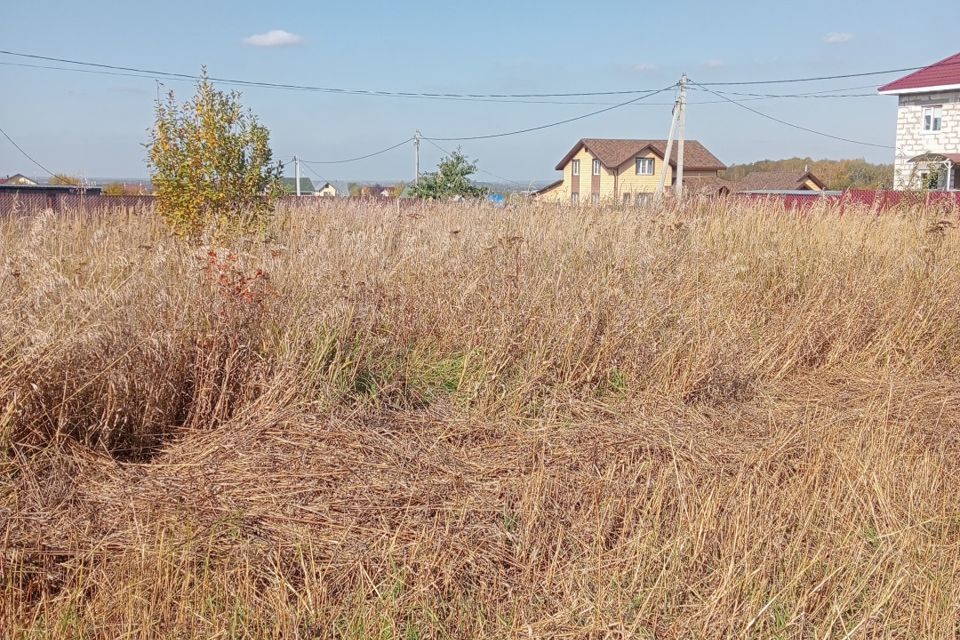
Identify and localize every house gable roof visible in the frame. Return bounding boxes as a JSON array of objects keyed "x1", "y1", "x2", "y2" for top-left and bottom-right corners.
[
  {"x1": 532, "y1": 179, "x2": 563, "y2": 196},
  {"x1": 281, "y1": 177, "x2": 315, "y2": 194},
  {"x1": 878, "y1": 52, "x2": 960, "y2": 94},
  {"x1": 2, "y1": 173, "x2": 39, "y2": 186},
  {"x1": 555, "y1": 138, "x2": 725, "y2": 172},
  {"x1": 737, "y1": 171, "x2": 826, "y2": 191}
]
